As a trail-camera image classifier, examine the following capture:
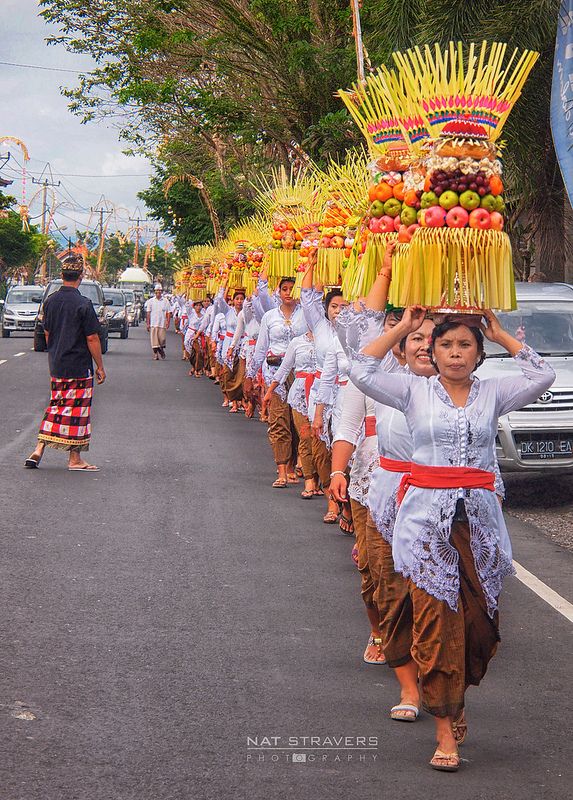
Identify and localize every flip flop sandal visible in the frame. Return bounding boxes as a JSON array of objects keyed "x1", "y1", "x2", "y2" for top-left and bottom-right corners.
[
  {"x1": 351, "y1": 544, "x2": 359, "y2": 565},
  {"x1": 390, "y1": 704, "x2": 419, "y2": 722},
  {"x1": 363, "y1": 635, "x2": 387, "y2": 665},
  {"x1": 25, "y1": 455, "x2": 42, "y2": 469},
  {"x1": 323, "y1": 511, "x2": 339, "y2": 524},
  {"x1": 286, "y1": 474, "x2": 299, "y2": 484},
  {"x1": 429, "y1": 749, "x2": 460, "y2": 772},
  {"x1": 452, "y1": 711, "x2": 468, "y2": 746},
  {"x1": 339, "y1": 513, "x2": 354, "y2": 535},
  {"x1": 272, "y1": 479, "x2": 287, "y2": 488},
  {"x1": 313, "y1": 488, "x2": 324, "y2": 496},
  {"x1": 300, "y1": 490, "x2": 315, "y2": 499},
  {"x1": 68, "y1": 464, "x2": 100, "y2": 472}
]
